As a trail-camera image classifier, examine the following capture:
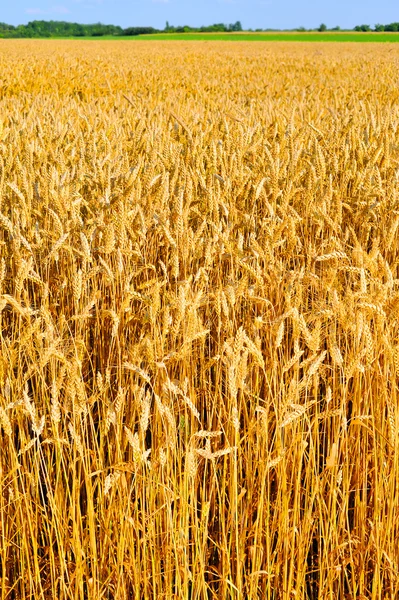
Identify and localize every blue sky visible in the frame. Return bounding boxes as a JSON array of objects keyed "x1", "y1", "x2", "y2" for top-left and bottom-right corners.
[{"x1": 2, "y1": 0, "x2": 399, "y2": 30}]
